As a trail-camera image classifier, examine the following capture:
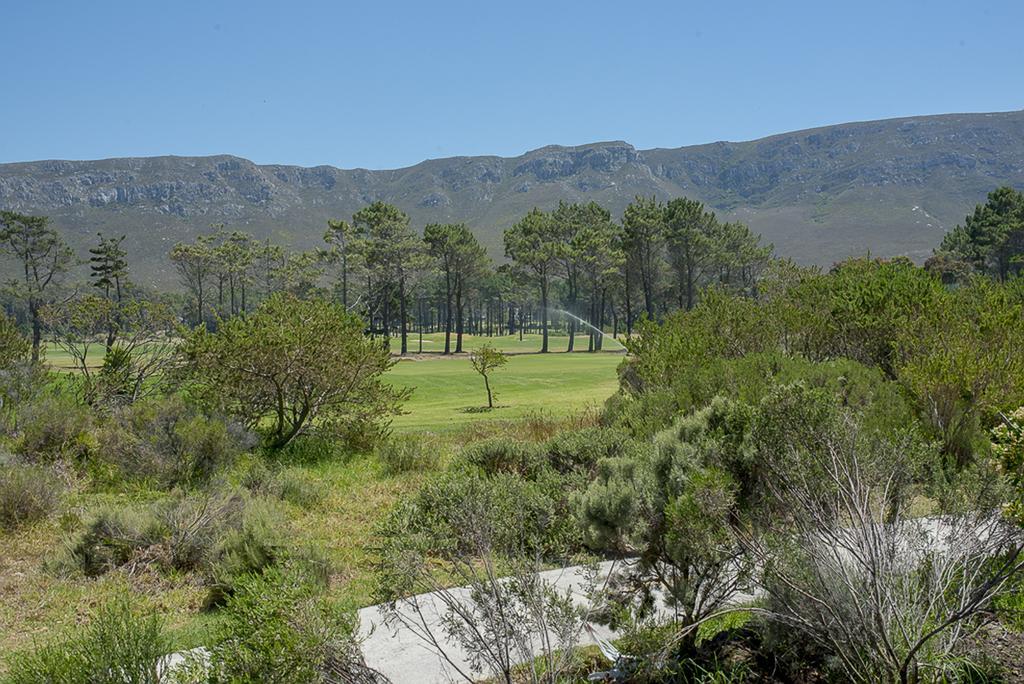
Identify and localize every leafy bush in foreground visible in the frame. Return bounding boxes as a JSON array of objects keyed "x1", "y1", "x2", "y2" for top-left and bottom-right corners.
[
  {"x1": 461, "y1": 438, "x2": 543, "y2": 477},
  {"x1": 543, "y1": 425, "x2": 637, "y2": 475},
  {"x1": 579, "y1": 399, "x2": 751, "y2": 648},
  {"x1": 378, "y1": 467, "x2": 582, "y2": 563},
  {"x1": 182, "y1": 293, "x2": 407, "y2": 449},
  {"x1": 240, "y1": 460, "x2": 327, "y2": 509},
  {"x1": 376, "y1": 433, "x2": 439, "y2": 474}
]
